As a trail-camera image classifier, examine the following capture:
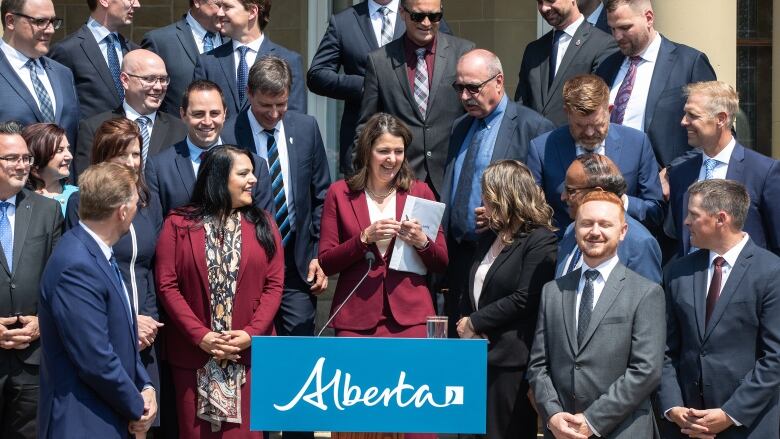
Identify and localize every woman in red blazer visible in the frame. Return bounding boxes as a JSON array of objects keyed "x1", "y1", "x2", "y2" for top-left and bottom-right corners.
[
  {"x1": 155, "y1": 146, "x2": 283, "y2": 438},
  {"x1": 319, "y1": 113, "x2": 448, "y2": 337}
]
